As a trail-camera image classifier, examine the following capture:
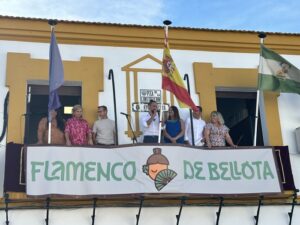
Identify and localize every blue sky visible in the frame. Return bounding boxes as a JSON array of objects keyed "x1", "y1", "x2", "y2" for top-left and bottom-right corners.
[{"x1": 1, "y1": 0, "x2": 300, "y2": 33}]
